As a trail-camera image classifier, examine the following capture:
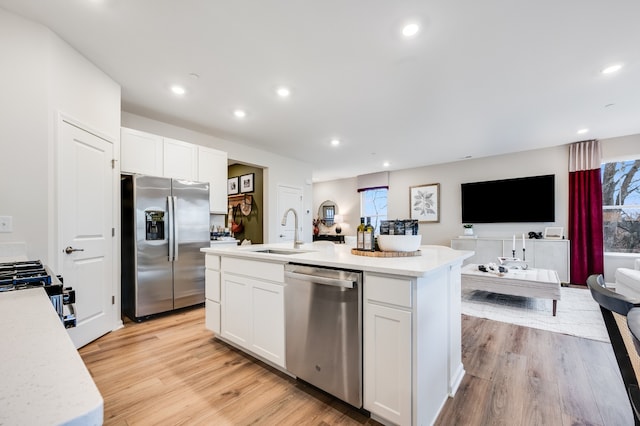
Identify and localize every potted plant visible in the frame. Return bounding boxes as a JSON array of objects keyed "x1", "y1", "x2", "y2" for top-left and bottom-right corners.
[{"x1": 463, "y1": 224, "x2": 474, "y2": 236}]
